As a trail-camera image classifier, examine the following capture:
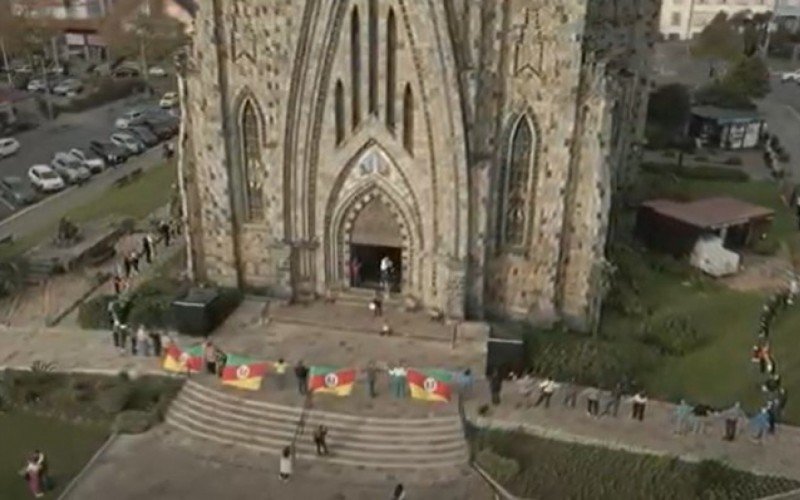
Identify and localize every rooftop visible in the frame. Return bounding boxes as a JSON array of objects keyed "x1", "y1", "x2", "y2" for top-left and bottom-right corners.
[
  {"x1": 641, "y1": 197, "x2": 774, "y2": 229},
  {"x1": 691, "y1": 106, "x2": 762, "y2": 122}
]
